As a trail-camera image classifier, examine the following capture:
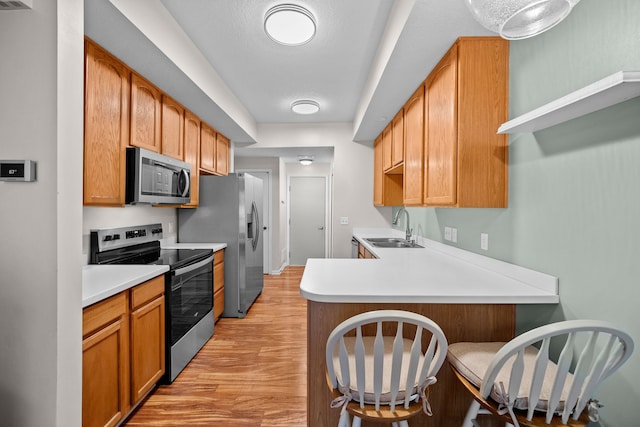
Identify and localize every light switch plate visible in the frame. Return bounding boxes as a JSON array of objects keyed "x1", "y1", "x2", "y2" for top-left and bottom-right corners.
[
  {"x1": 340, "y1": 217, "x2": 349, "y2": 225},
  {"x1": 481, "y1": 233, "x2": 489, "y2": 250},
  {"x1": 444, "y1": 227, "x2": 452, "y2": 241},
  {"x1": 451, "y1": 228, "x2": 458, "y2": 243}
]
